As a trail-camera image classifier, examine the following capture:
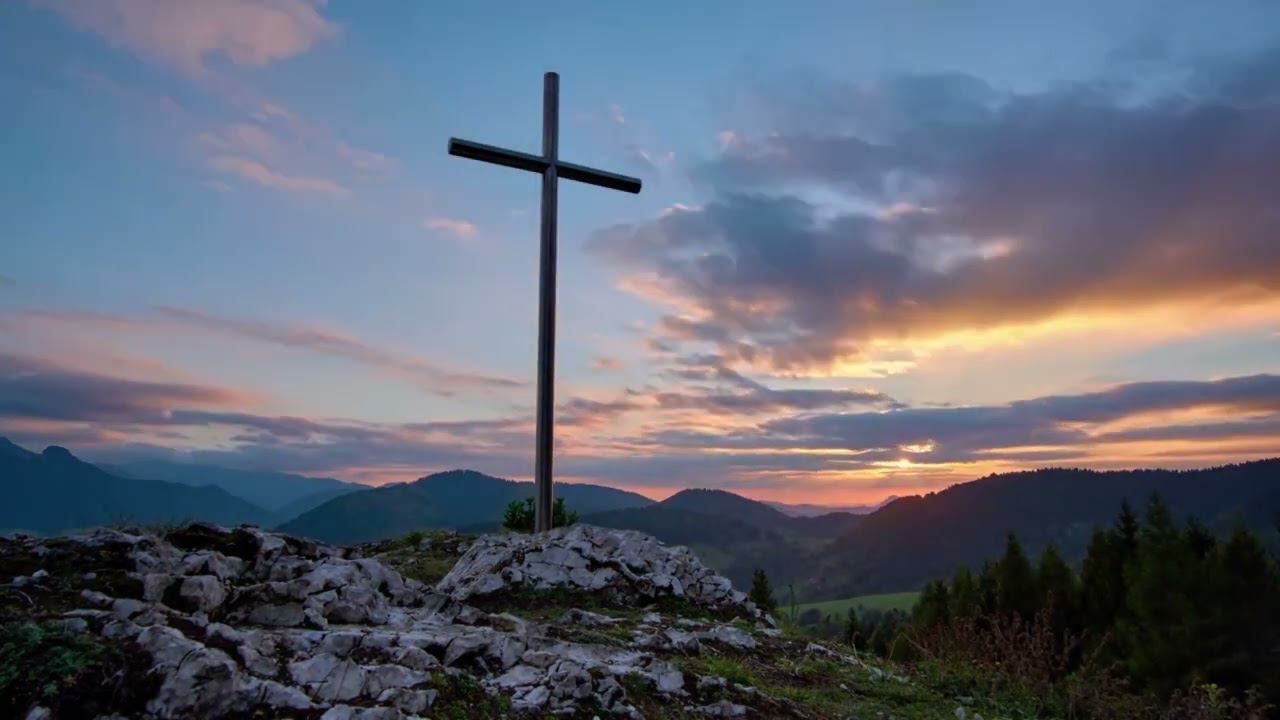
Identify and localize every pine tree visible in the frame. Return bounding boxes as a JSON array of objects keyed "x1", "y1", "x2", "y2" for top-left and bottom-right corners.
[
  {"x1": 977, "y1": 559, "x2": 1000, "y2": 615},
  {"x1": 1215, "y1": 525, "x2": 1280, "y2": 689},
  {"x1": 843, "y1": 607, "x2": 859, "y2": 648},
  {"x1": 1184, "y1": 516, "x2": 1216, "y2": 560},
  {"x1": 997, "y1": 533, "x2": 1038, "y2": 620},
  {"x1": 1036, "y1": 544, "x2": 1078, "y2": 637},
  {"x1": 1116, "y1": 499, "x2": 1140, "y2": 556},
  {"x1": 748, "y1": 568, "x2": 777, "y2": 613},
  {"x1": 1121, "y1": 494, "x2": 1198, "y2": 691},
  {"x1": 1080, "y1": 525, "x2": 1126, "y2": 637},
  {"x1": 949, "y1": 566, "x2": 980, "y2": 619},
  {"x1": 913, "y1": 580, "x2": 950, "y2": 628}
]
